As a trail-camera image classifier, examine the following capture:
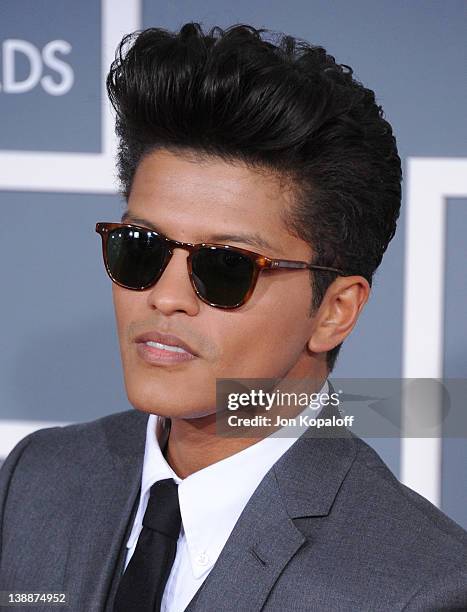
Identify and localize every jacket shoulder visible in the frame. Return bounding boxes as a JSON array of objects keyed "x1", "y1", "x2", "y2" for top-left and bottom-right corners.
[
  {"x1": 0, "y1": 409, "x2": 148, "y2": 495},
  {"x1": 0, "y1": 409, "x2": 148, "y2": 594},
  {"x1": 351, "y1": 435, "x2": 467, "y2": 546},
  {"x1": 287, "y1": 435, "x2": 467, "y2": 608}
]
